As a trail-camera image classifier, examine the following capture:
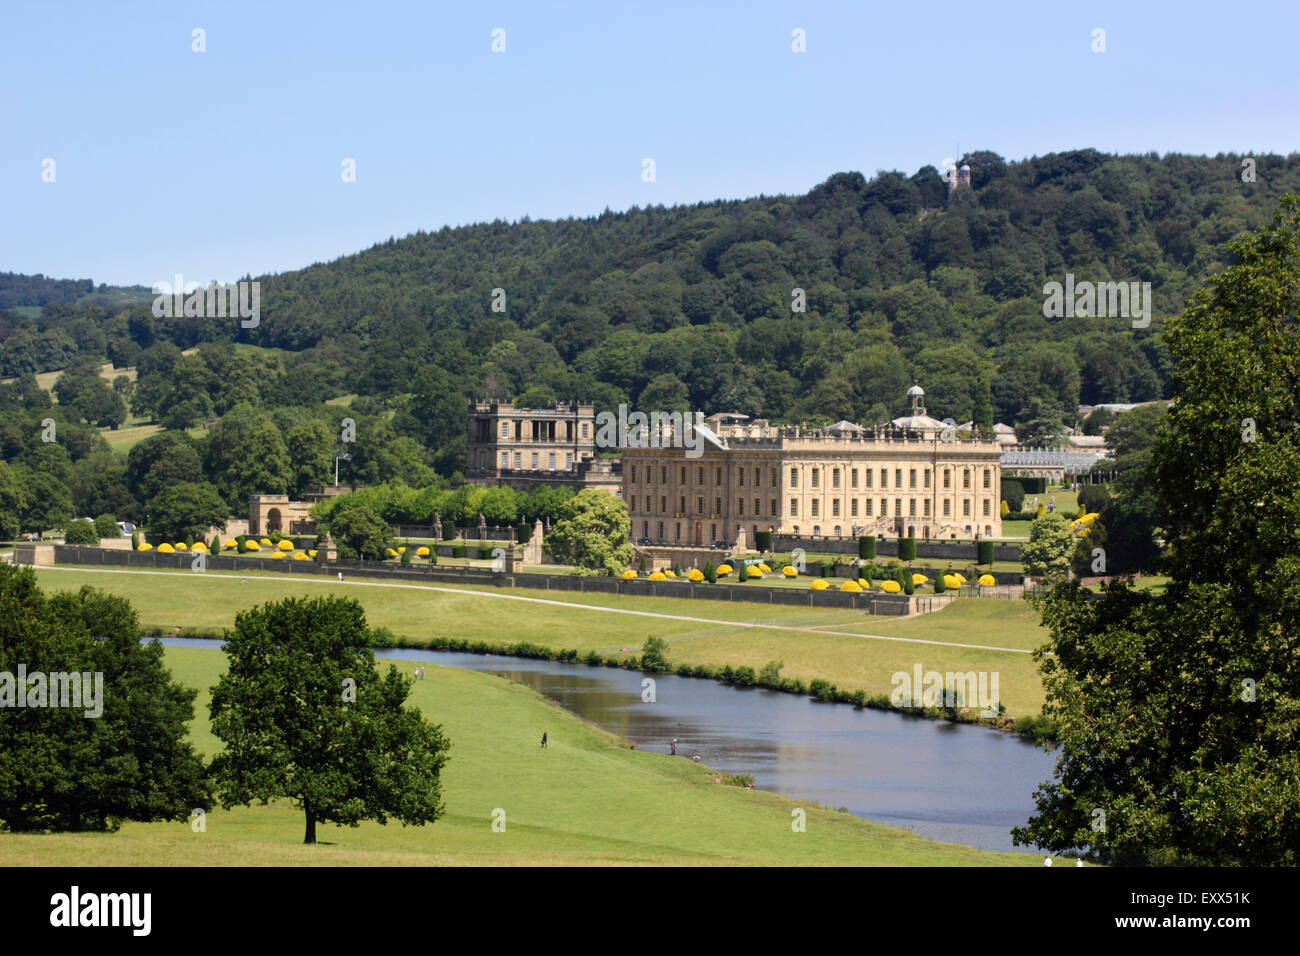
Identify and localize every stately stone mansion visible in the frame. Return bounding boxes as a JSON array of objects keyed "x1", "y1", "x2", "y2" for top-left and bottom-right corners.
[
  {"x1": 620, "y1": 385, "x2": 1003, "y2": 552},
  {"x1": 466, "y1": 400, "x2": 623, "y2": 493}
]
